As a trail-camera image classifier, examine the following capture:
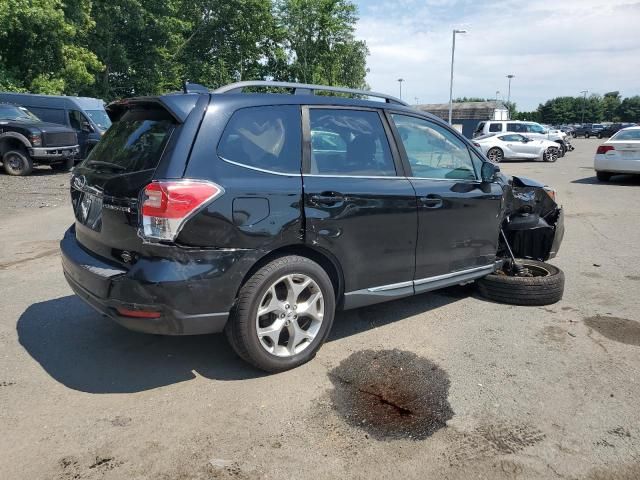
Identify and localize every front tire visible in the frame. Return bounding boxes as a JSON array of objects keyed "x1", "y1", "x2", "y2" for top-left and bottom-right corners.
[
  {"x1": 585, "y1": 132, "x2": 590, "y2": 139},
  {"x1": 477, "y1": 260, "x2": 564, "y2": 306},
  {"x1": 487, "y1": 147, "x2": 504, "y2": 163},
  {"x1": 225, "y1": 255, "x2": 336, "y2": 372},
  {"x1": 3, "y1": 149, "x2": 33, "y2": 176}
]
